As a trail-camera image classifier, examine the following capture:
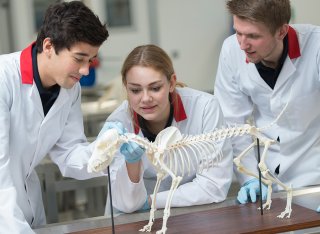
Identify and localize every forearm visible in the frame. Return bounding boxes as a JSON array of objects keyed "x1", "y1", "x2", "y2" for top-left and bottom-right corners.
[
  {"x1": 112, "y1": 162, "x2": 146, "y2": 213},
  {"x1": 126, "y1": 161, "x2": 142, "y2": 183}
]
